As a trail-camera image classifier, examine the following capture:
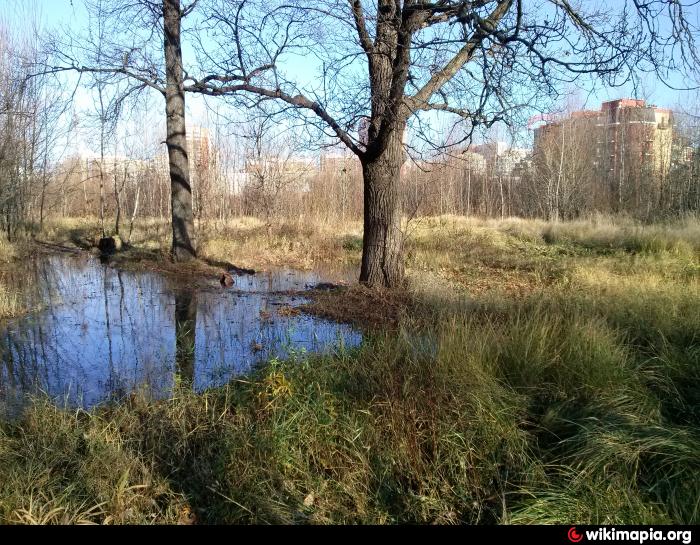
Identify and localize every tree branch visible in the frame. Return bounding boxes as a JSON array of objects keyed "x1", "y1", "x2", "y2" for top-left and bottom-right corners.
[
  {"x1": 349, "y1": 0, "x2": 373, "y2": 55},
  {"x1": 185, "y1": 79, "x2": 365, "y2": 157},
  {"x1": 409, "y1": 0, "x2": 512, "y2": 106},
  {"x1": 29, "y1": 64, "x2": 166, "y2": 95}
]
